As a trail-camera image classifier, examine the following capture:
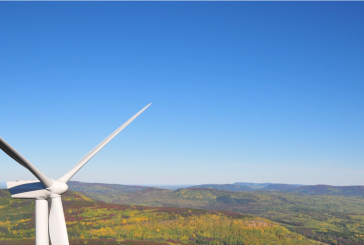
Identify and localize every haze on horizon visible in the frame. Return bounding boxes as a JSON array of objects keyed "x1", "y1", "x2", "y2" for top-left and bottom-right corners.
[{"x1": 0, "y1": 2, "x2": 363, "y2": 186}]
